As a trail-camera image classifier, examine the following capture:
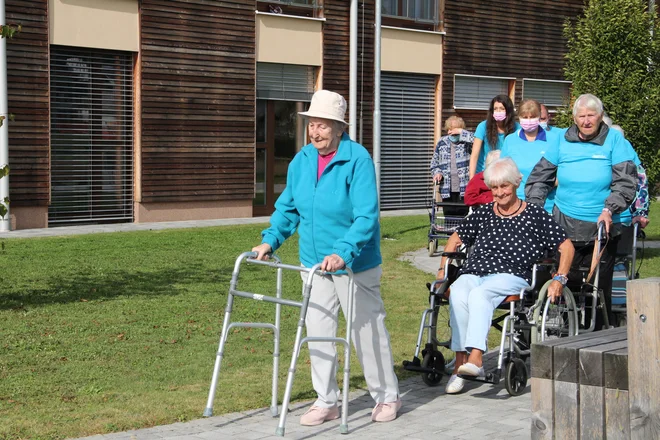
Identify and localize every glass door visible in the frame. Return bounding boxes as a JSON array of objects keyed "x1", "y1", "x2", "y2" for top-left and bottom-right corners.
[{"x1": 253, "y1": 100, "x2": 307, "y2": 216}]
